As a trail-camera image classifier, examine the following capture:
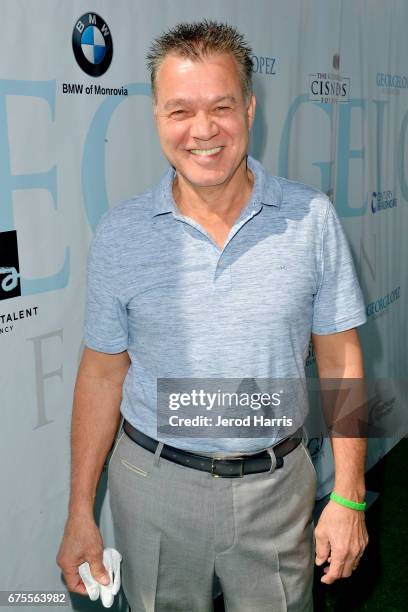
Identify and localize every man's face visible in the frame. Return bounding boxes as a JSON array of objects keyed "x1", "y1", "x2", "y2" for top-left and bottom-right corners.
[{"x1": 154, "y1": 52, "x2": 256, "y2": 189}]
